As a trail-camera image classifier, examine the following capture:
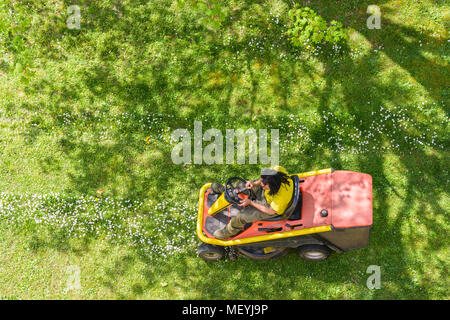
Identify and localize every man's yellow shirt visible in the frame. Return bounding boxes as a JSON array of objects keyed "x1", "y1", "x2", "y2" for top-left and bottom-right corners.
[{"x1": 263, "y1": 166, "x2": 293, "y2": 215}]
